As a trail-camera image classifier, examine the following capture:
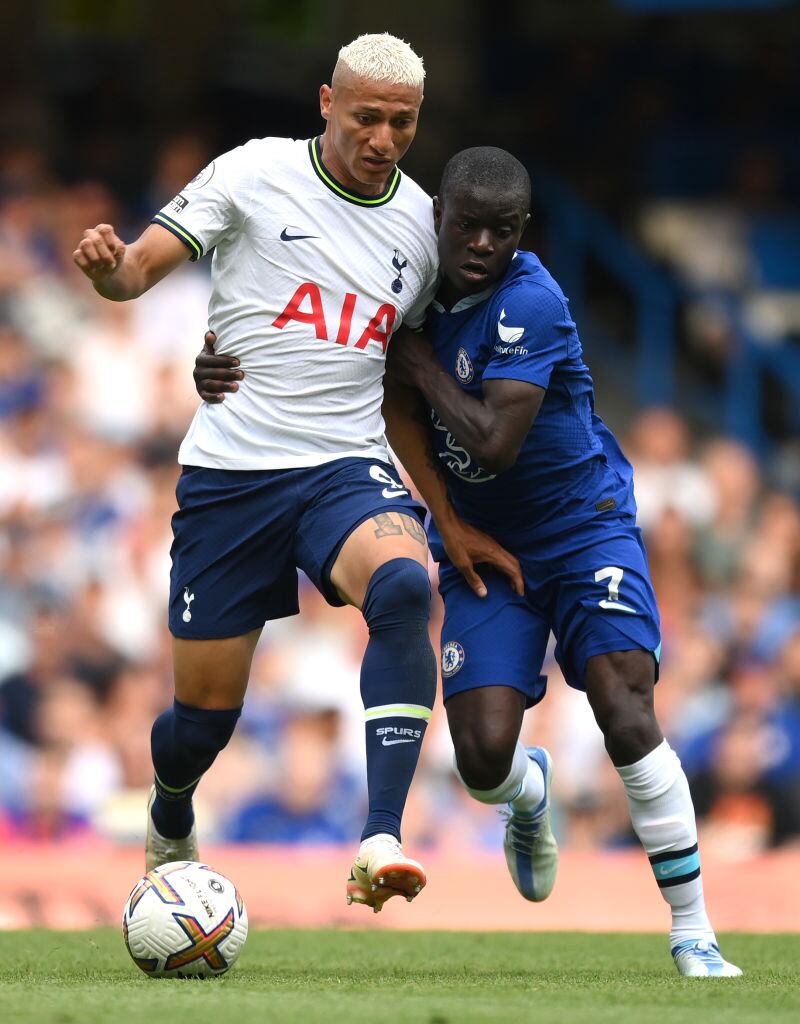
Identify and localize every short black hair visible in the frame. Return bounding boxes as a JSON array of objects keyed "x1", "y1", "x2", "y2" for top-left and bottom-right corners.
[{"x1": 439, "y1": 146, "x2": 531, "y2": 215}]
